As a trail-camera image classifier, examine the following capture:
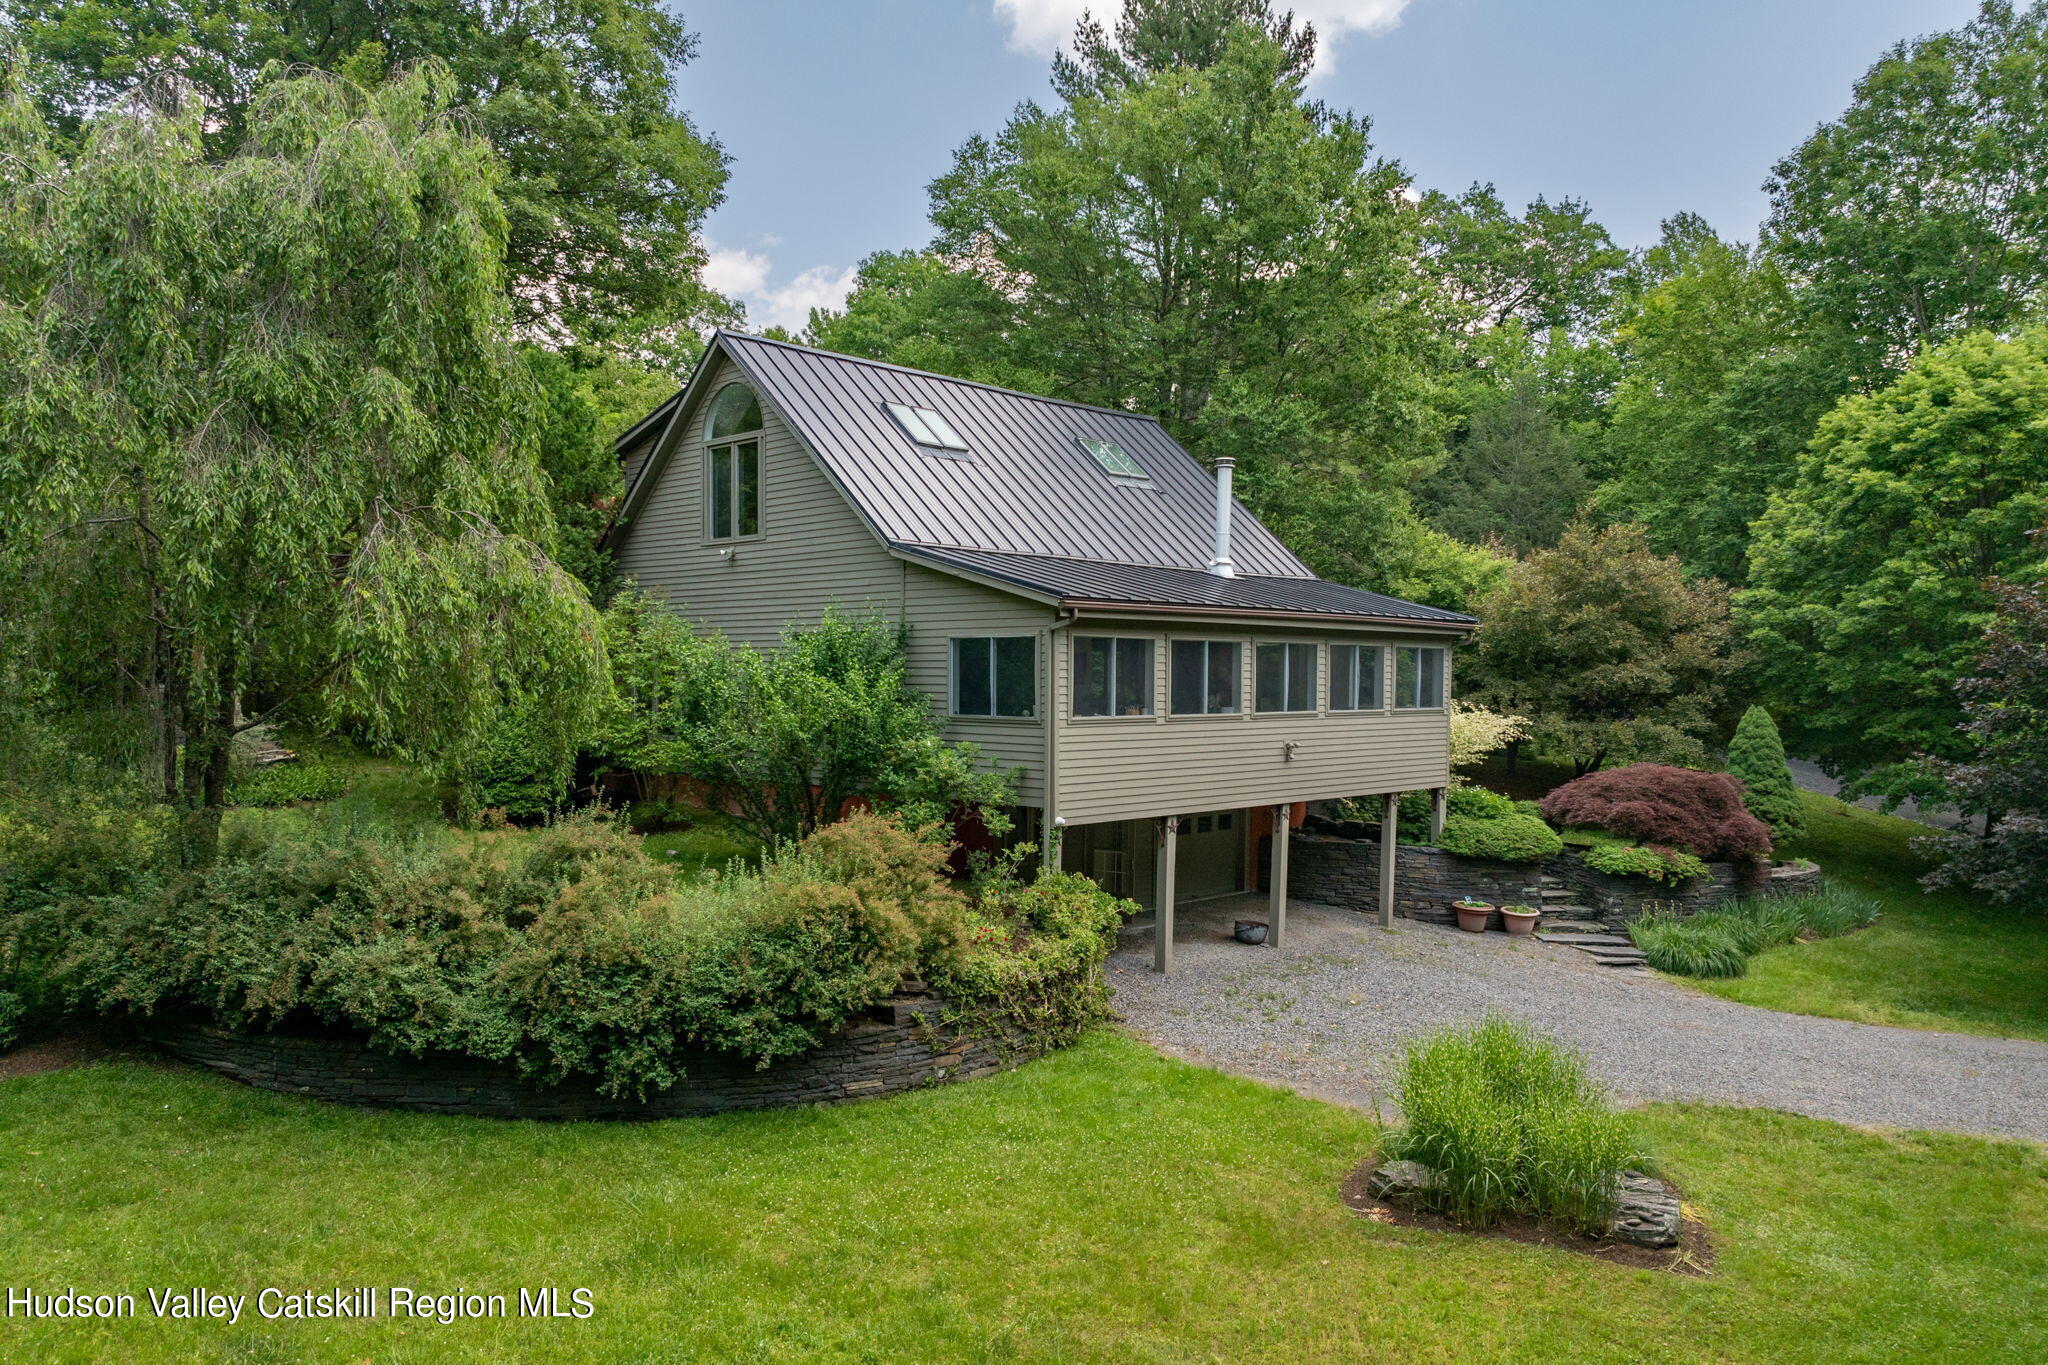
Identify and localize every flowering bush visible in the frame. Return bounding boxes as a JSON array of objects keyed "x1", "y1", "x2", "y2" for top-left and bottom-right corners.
[{"x1": 1540, "y1": 764, "x2": 1771, "y2": 863}]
